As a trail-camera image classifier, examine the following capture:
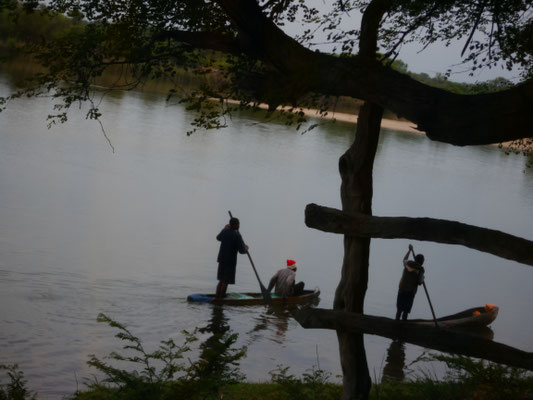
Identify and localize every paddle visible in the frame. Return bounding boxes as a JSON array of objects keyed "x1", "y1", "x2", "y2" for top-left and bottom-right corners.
[
  {"x1": 228, "y1": 211, "x2": 272, "y2": 305},
  {"x1": 410, "y1": 246, "x2": 439, "y2": 328}
]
